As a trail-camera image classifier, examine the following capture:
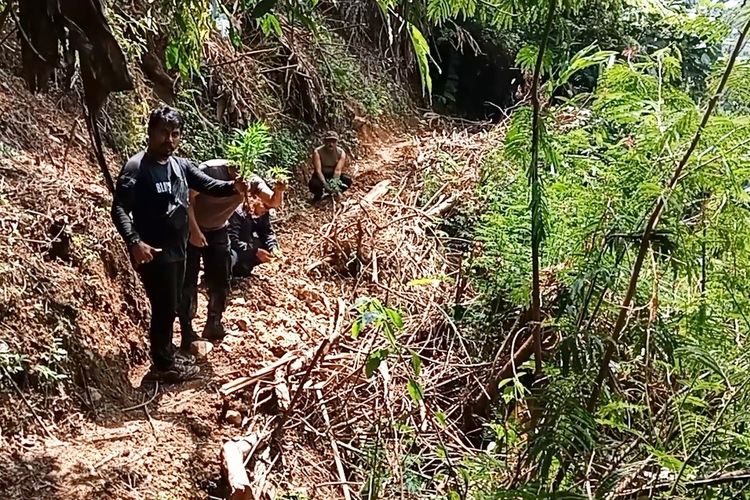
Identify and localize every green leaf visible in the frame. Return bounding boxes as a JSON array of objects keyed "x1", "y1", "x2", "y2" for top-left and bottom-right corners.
[
  {"x1": 165, "y1": 43, "x2": 180, "y2": 70},
  {"x1": 556, "y1": 43, "x2": 616, "y2": 88},
  {"x1": 408, "y1": 23, "x2": 433, "y2": 97},
  {"x1": 407, "y1": 277, "x2": 436, "y2": 286},
  {"x1": 407, "y1": 378, "x2": 423, "y2": 404},
  {"x1": 385, "y1": 308, "x2": 404, "y2": 329},
  {"x1": 351, "y1": 318, "x2": 363, "y2": 339},
  {"x1": 259, "y1": 13, "x2": 282, "y2": 38},
  {"x1": 516, "y1": 45, "x2": 553, "y2": 76},
  {"x1": 354, "y1": 296, "x2": 373, "y2": 310},
  {"x1": 251, "y1": 0, "x2": 277, "y2": 18},
  {"x1": 365, "y1": 348, "x2": 390, "y2": 378},
  {"x1": 435, "y1": 410, "x2": 447, "y2": 428},
  {"x1": 411, "y1": 352, "x2": 421, "y2": 377}
]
